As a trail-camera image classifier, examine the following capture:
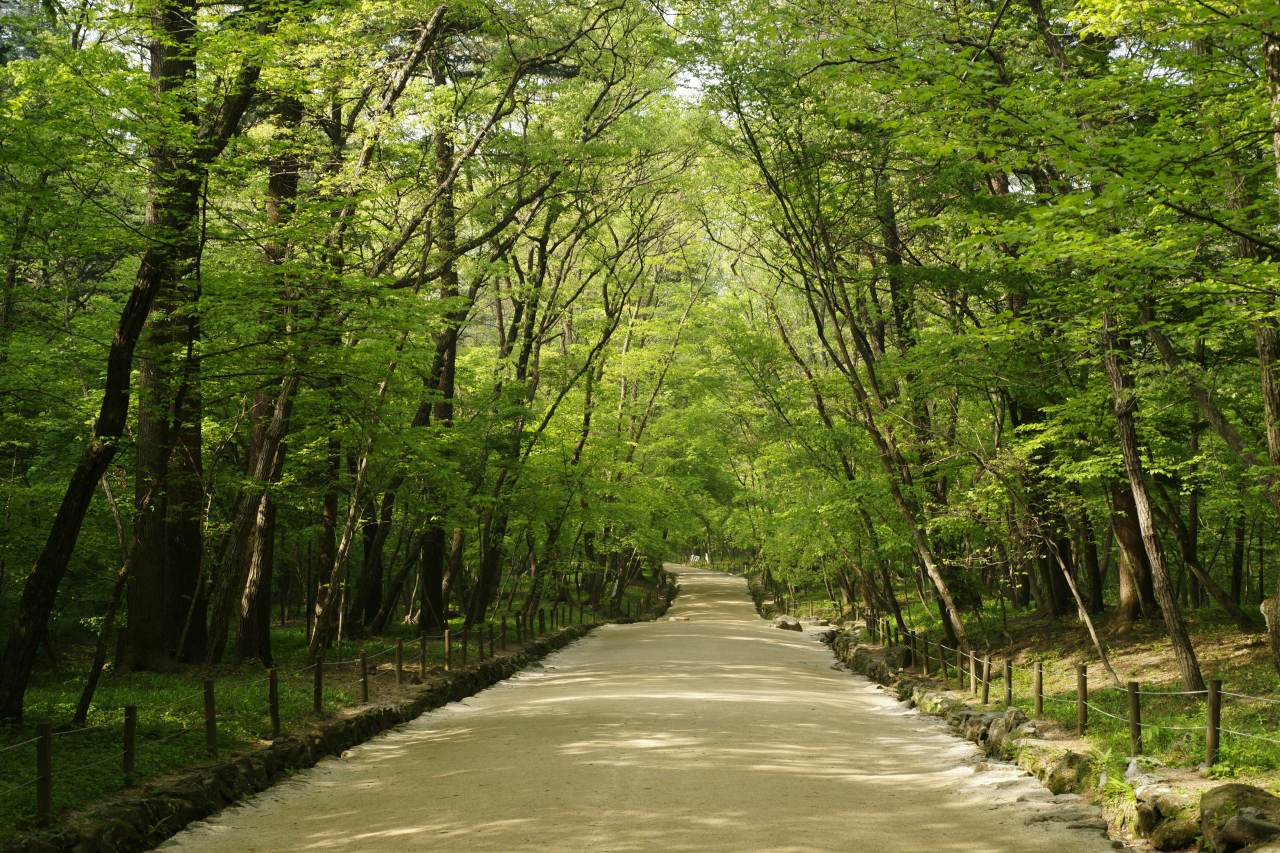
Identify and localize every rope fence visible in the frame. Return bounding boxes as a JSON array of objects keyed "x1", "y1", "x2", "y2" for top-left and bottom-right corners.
[
  {"x1": 859, "y1": 613, "x2": 1280, "y2": 769},
  {"x1": 0, "y1": 591, "x2": 657, "y2": 827}
]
